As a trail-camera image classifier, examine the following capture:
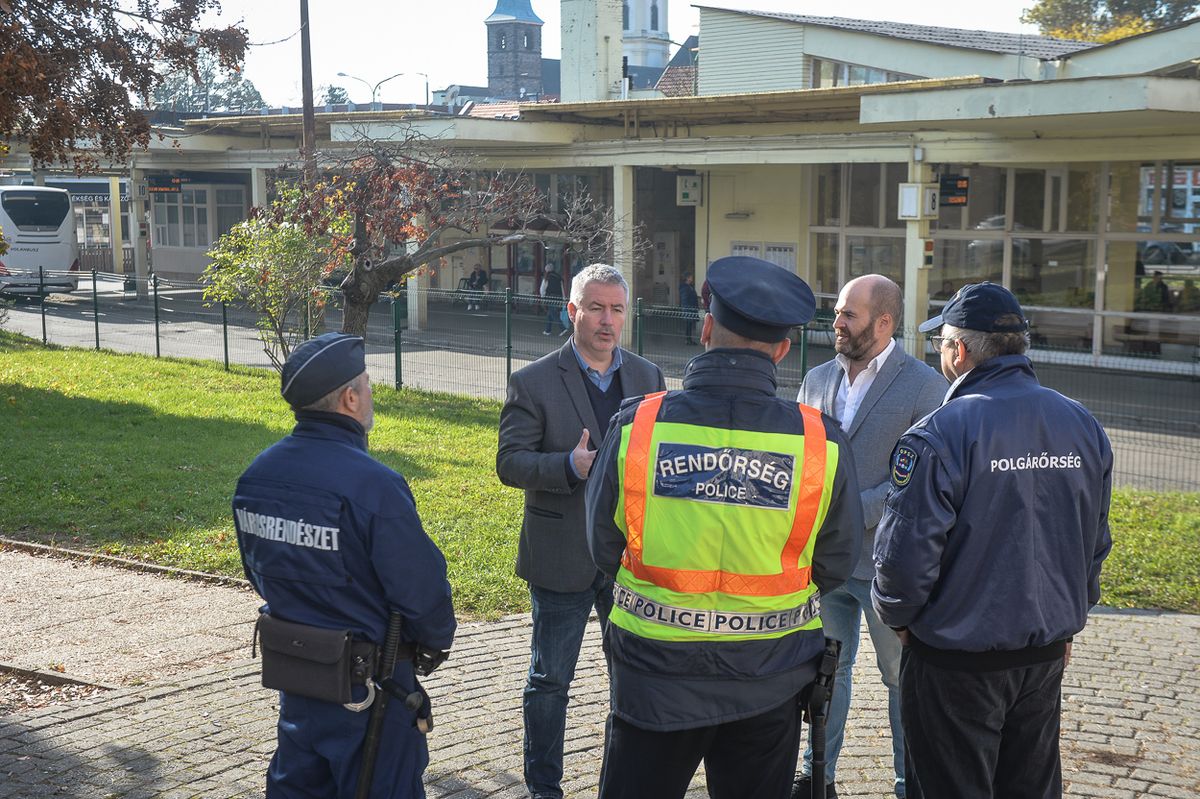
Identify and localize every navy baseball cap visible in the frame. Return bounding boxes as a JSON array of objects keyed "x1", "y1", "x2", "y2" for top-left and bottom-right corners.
[
  {"x1": 280, "y1": 333, "x2": 366, "y2": 407},
  {"x1": 918, "y1": 282, "x2": 1029, "y2": 334},
  {"x1": 706, "y1": 256, "x2": 816, "y2": 343}
]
